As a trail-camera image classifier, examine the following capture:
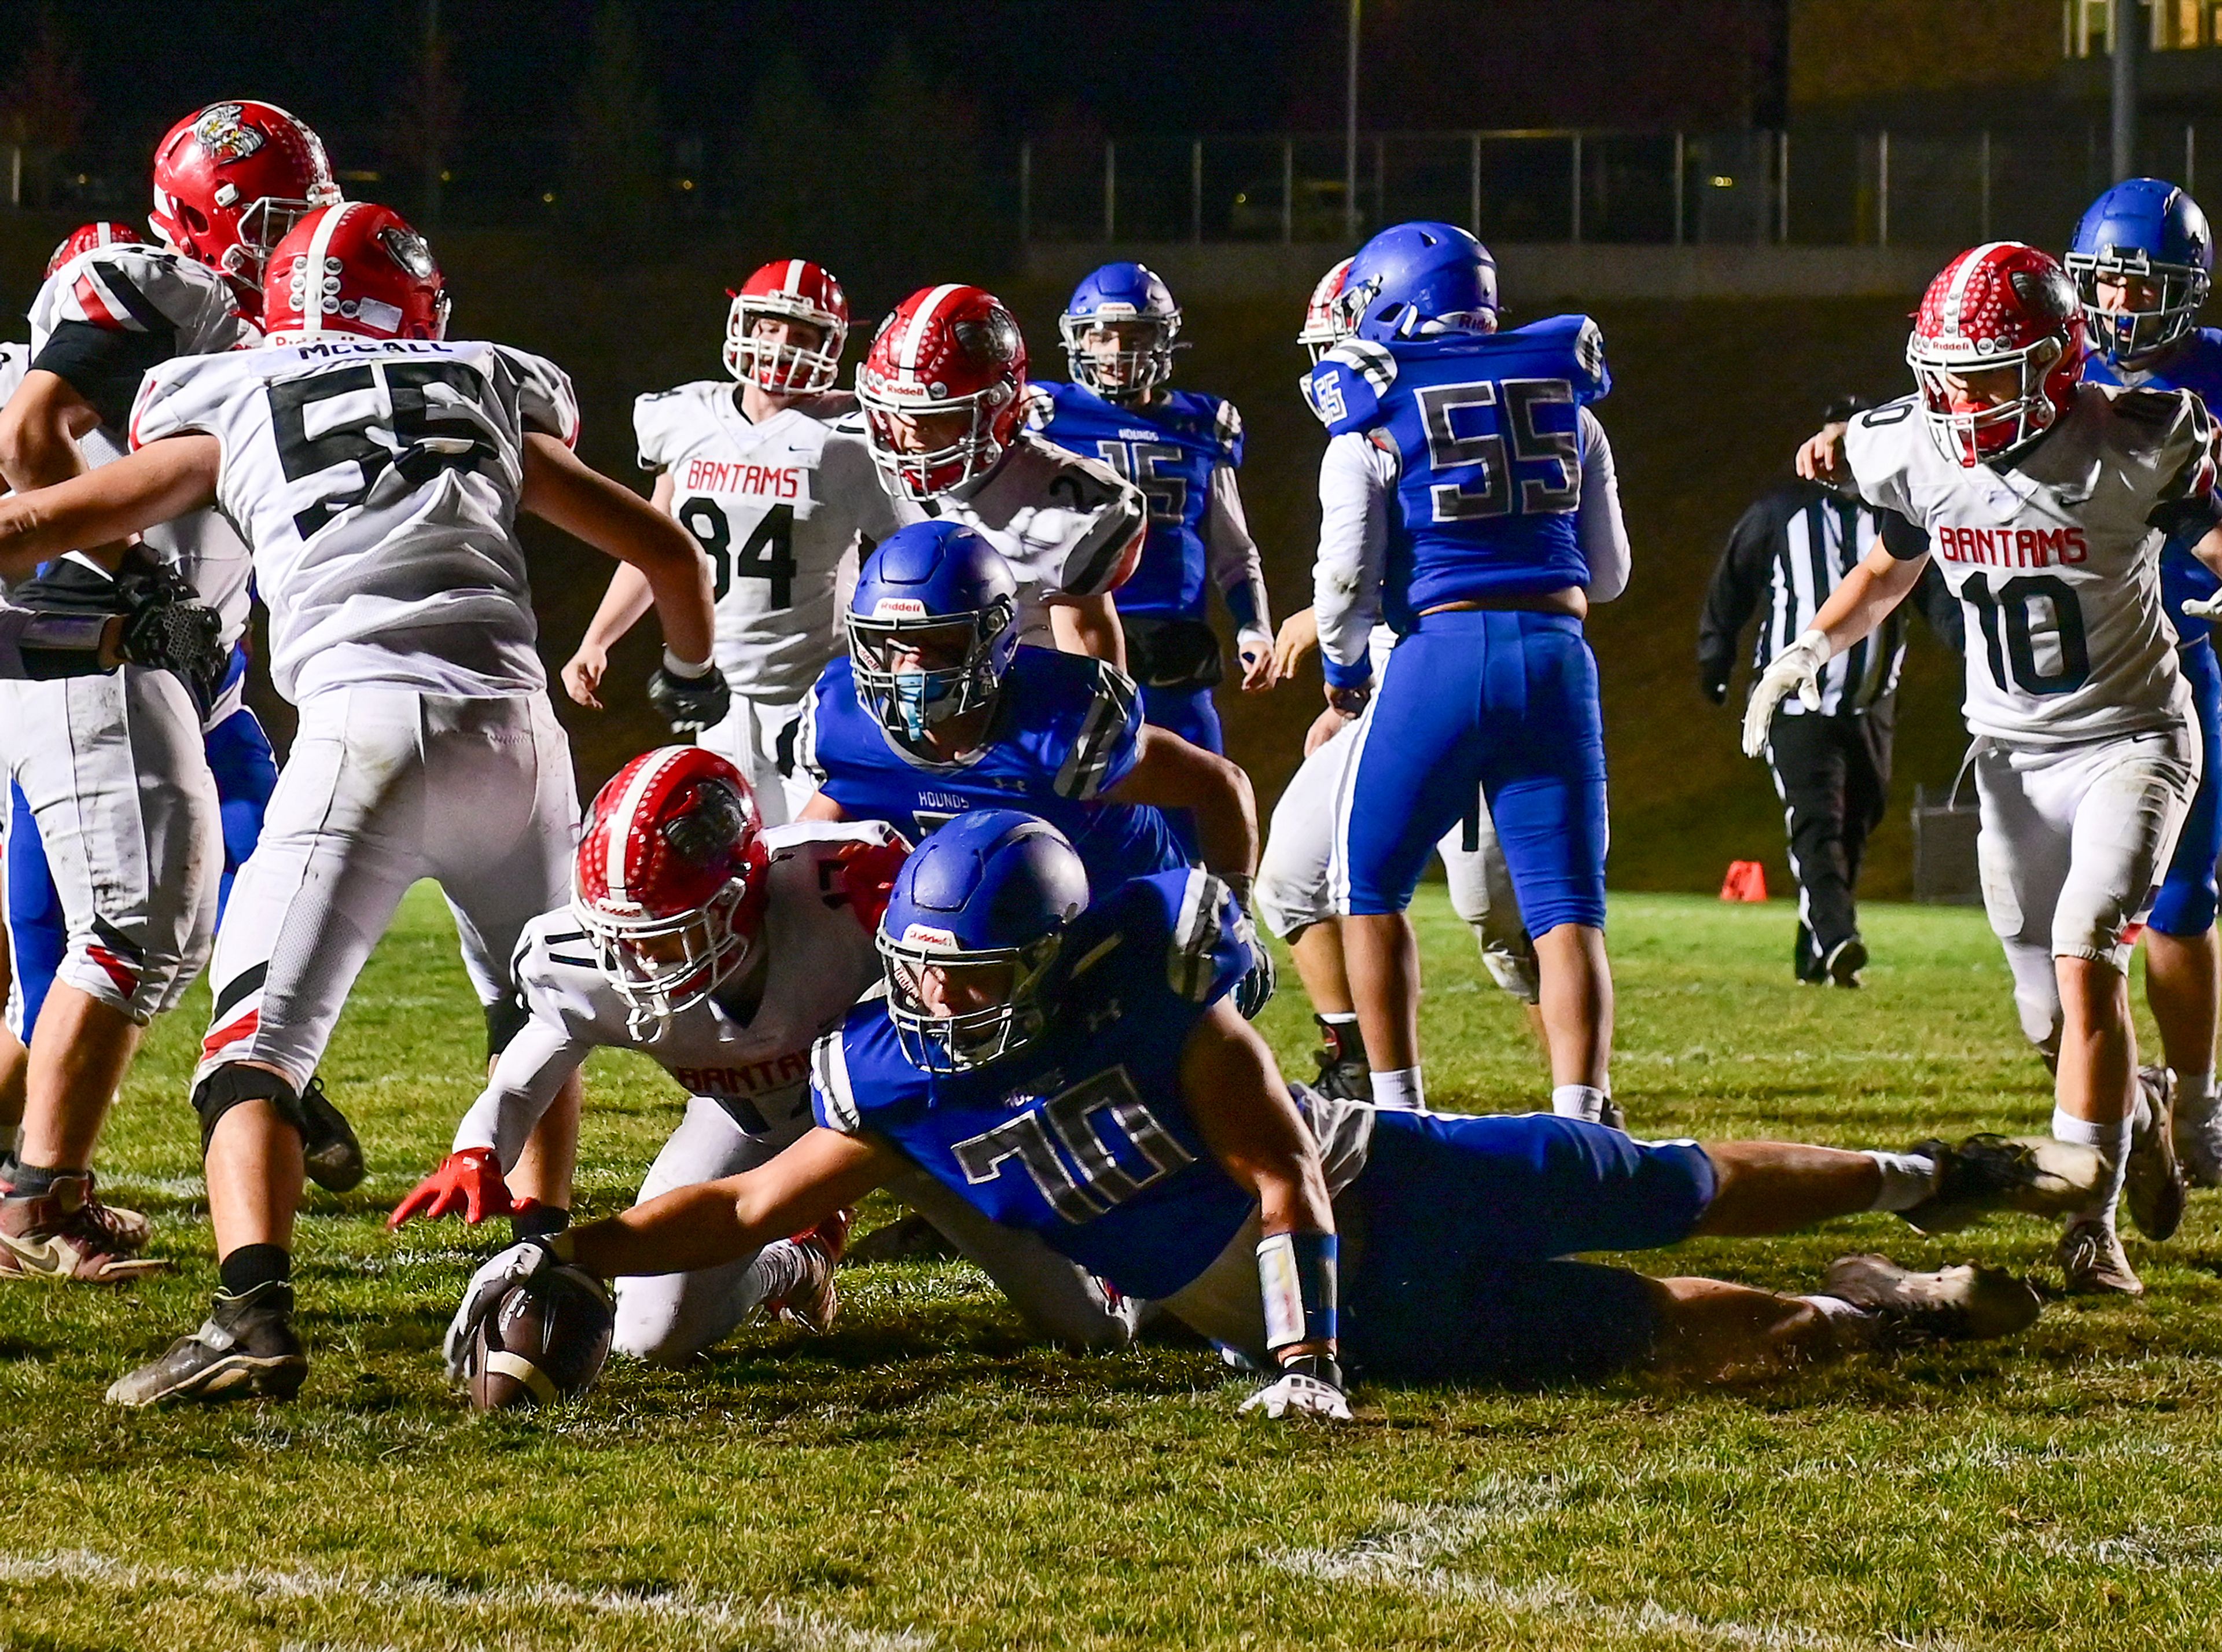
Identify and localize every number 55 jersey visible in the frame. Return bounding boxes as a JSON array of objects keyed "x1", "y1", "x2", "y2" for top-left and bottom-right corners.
[{"x1": 1844, "y1": 382, "x2": 2220, "y2": 745}]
